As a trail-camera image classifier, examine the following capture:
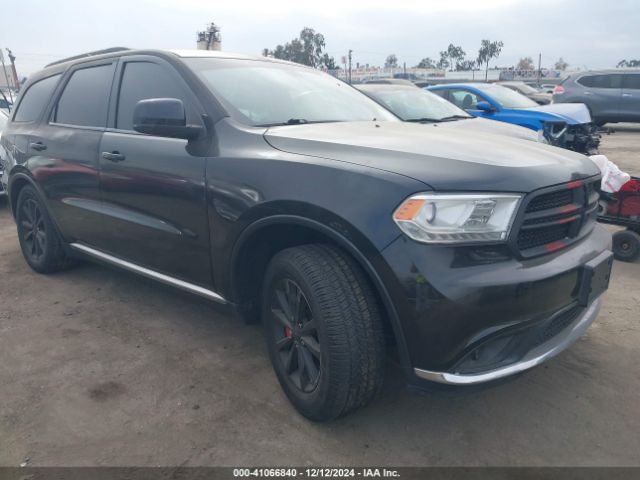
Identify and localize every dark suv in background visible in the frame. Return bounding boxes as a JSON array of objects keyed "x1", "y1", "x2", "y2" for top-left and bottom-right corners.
[
  {"x1": 554, "y1": 70, "x2": 640, "y2": 125},
  {"x1": 1, "y1": 48, "x2": 613, "y2": 420}
]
